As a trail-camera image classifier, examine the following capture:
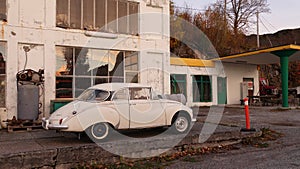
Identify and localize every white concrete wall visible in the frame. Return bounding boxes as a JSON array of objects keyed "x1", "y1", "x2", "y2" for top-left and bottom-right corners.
[
  {"x1": 1, "y1": 0, "x2": 170, "y2": 119},
  {"x1": 138, "y1": 0, "x2": 170, "y2": 94},
  {"x1": 169, "y1": 64, "x2": 220, "y2": 107},
  {"x1": 168, "y1": 61, "x2": 259, "y2": 107},
  {"x1": 223, "y1": 62, "x2": 259, "y2": 105}
]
